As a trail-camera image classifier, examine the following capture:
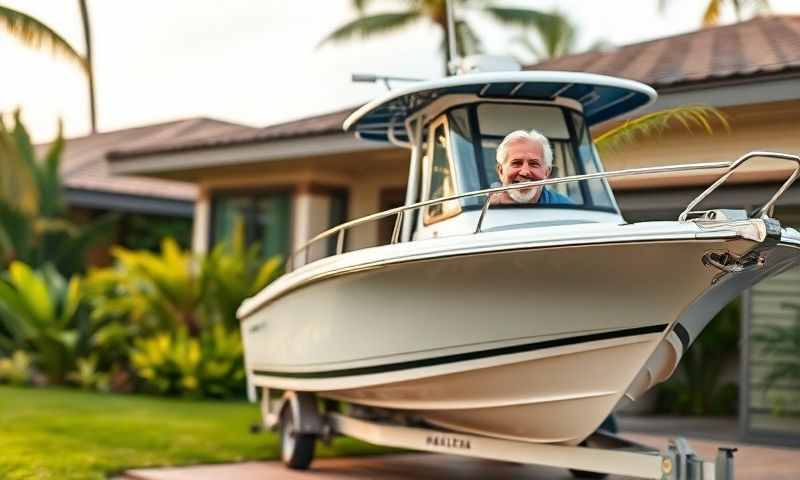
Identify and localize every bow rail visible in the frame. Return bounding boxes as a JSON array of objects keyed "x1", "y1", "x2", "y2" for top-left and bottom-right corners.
[{"x1": 287, "y1": 151, "x2": 800, "y2": 272}]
